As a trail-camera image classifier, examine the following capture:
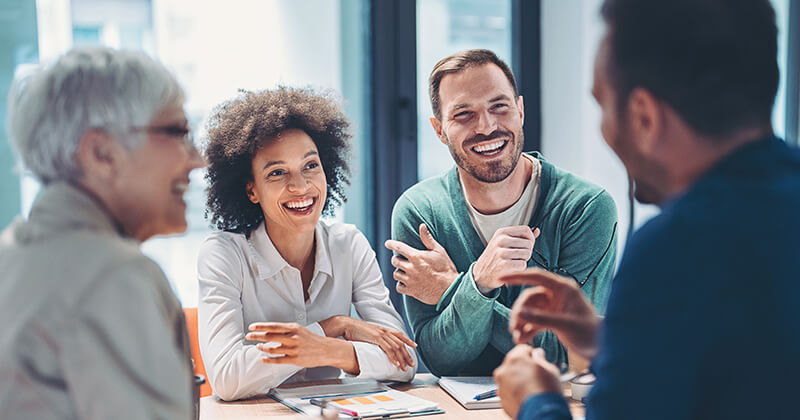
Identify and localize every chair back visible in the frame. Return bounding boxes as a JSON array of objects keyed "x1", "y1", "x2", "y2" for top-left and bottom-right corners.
[{"x1": 183, "y1": 307, "x2": 212, "y2": 398}]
